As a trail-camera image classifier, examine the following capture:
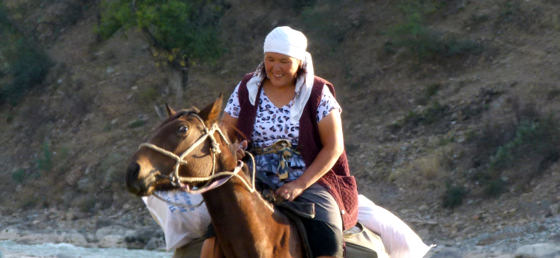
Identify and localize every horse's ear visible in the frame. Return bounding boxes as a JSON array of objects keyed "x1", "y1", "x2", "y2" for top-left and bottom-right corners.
[
  {"x1": 165, "y1": 103, "x2": 176, "y2": 117},
  {"x1": 199, "y1": 94, "x2": 223, "y2": 125}
]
